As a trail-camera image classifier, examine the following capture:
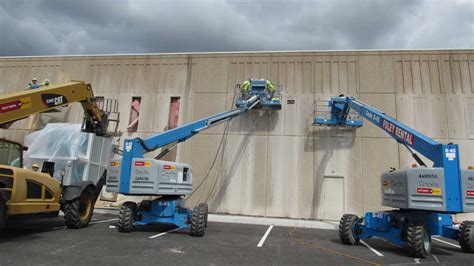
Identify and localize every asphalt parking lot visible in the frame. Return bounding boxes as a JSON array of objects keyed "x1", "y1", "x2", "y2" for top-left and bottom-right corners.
[{"x1": 0, "y1": 213, "x2": 473, "y2": 265}]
